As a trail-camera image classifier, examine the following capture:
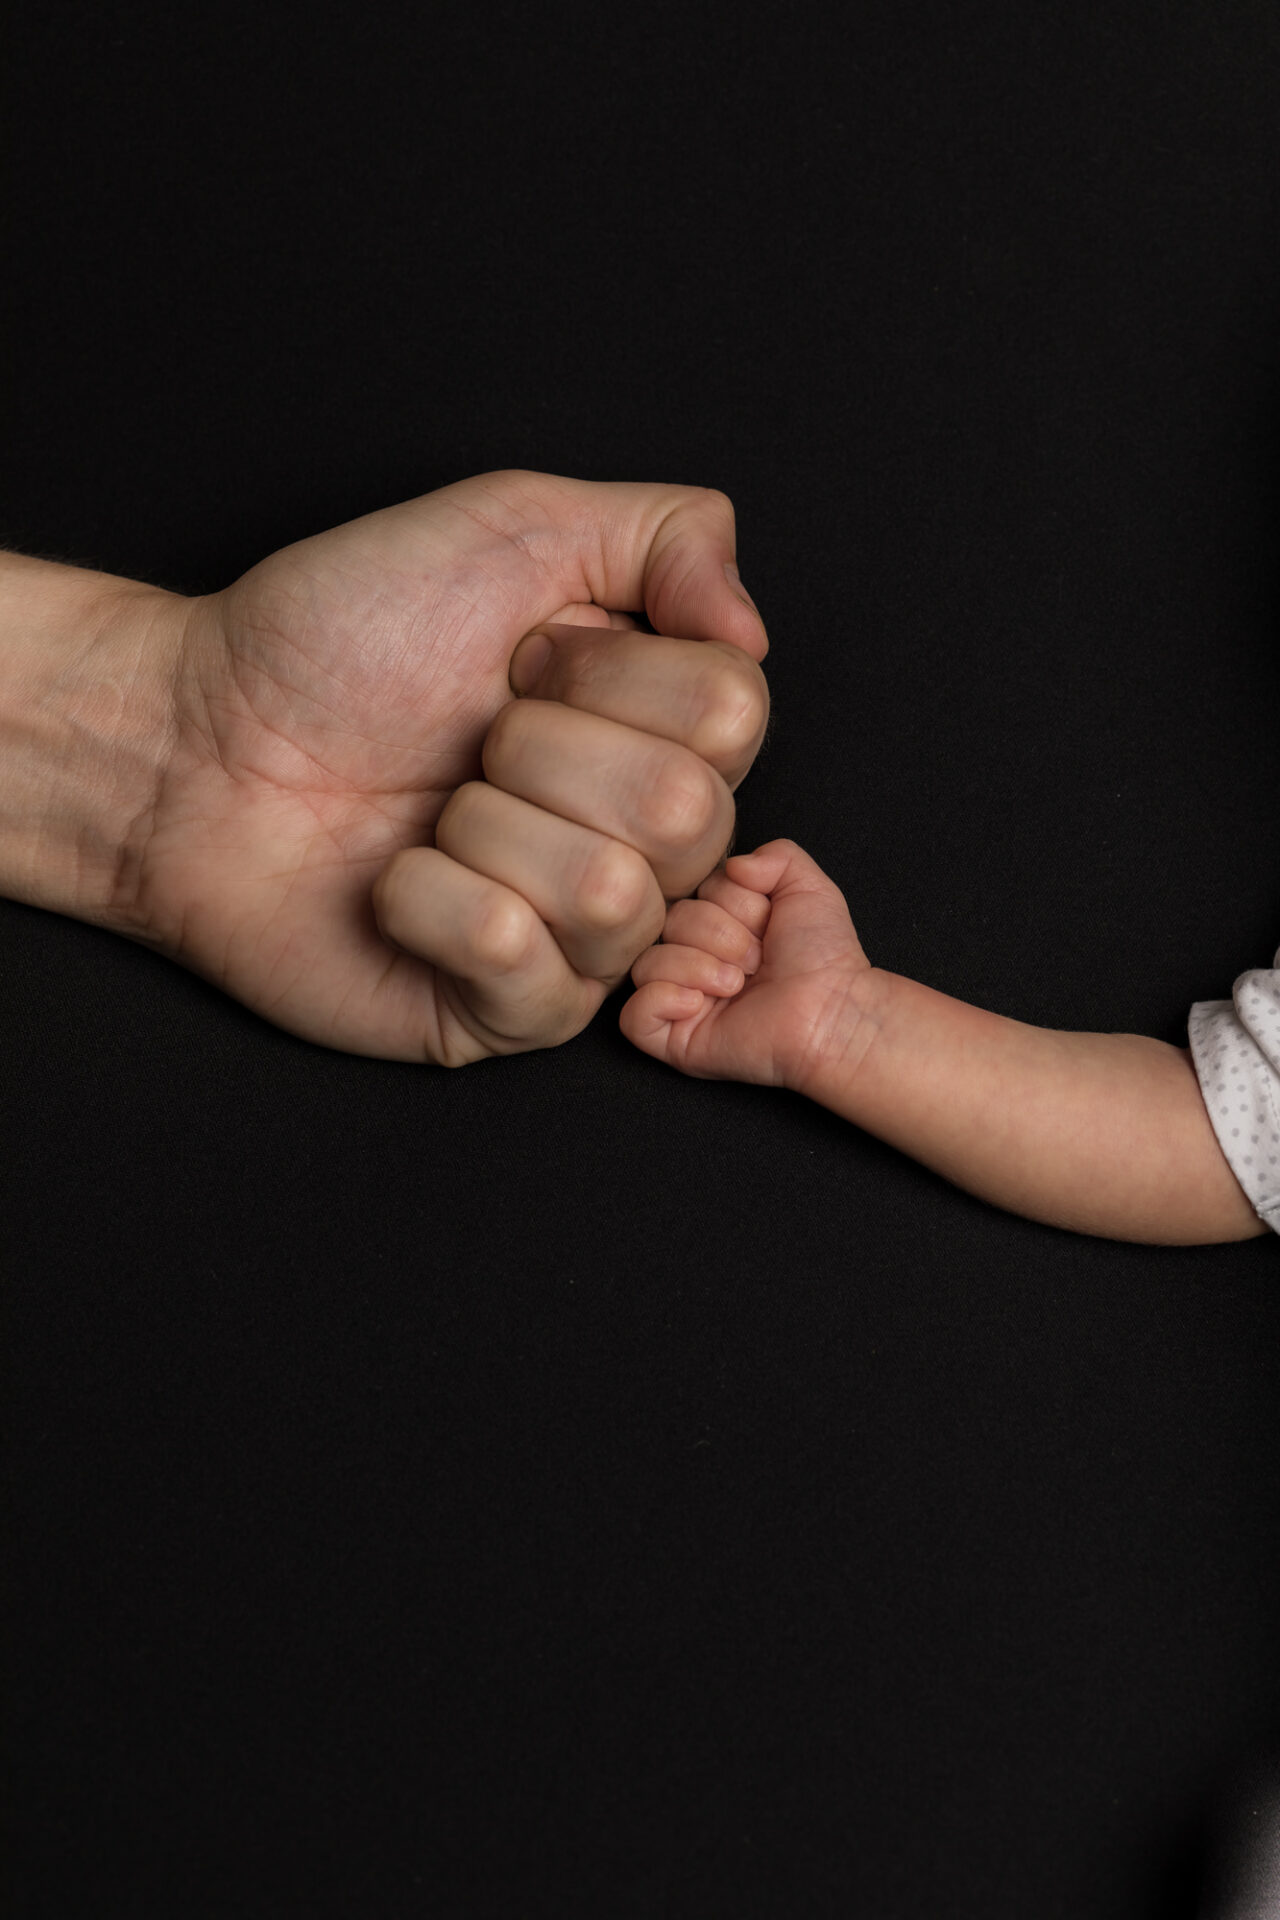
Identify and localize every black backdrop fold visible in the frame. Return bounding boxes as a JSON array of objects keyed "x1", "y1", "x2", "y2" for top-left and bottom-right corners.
[{"x1": 6, "y1": 3, "x2": 1280, "y2": 1915}]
